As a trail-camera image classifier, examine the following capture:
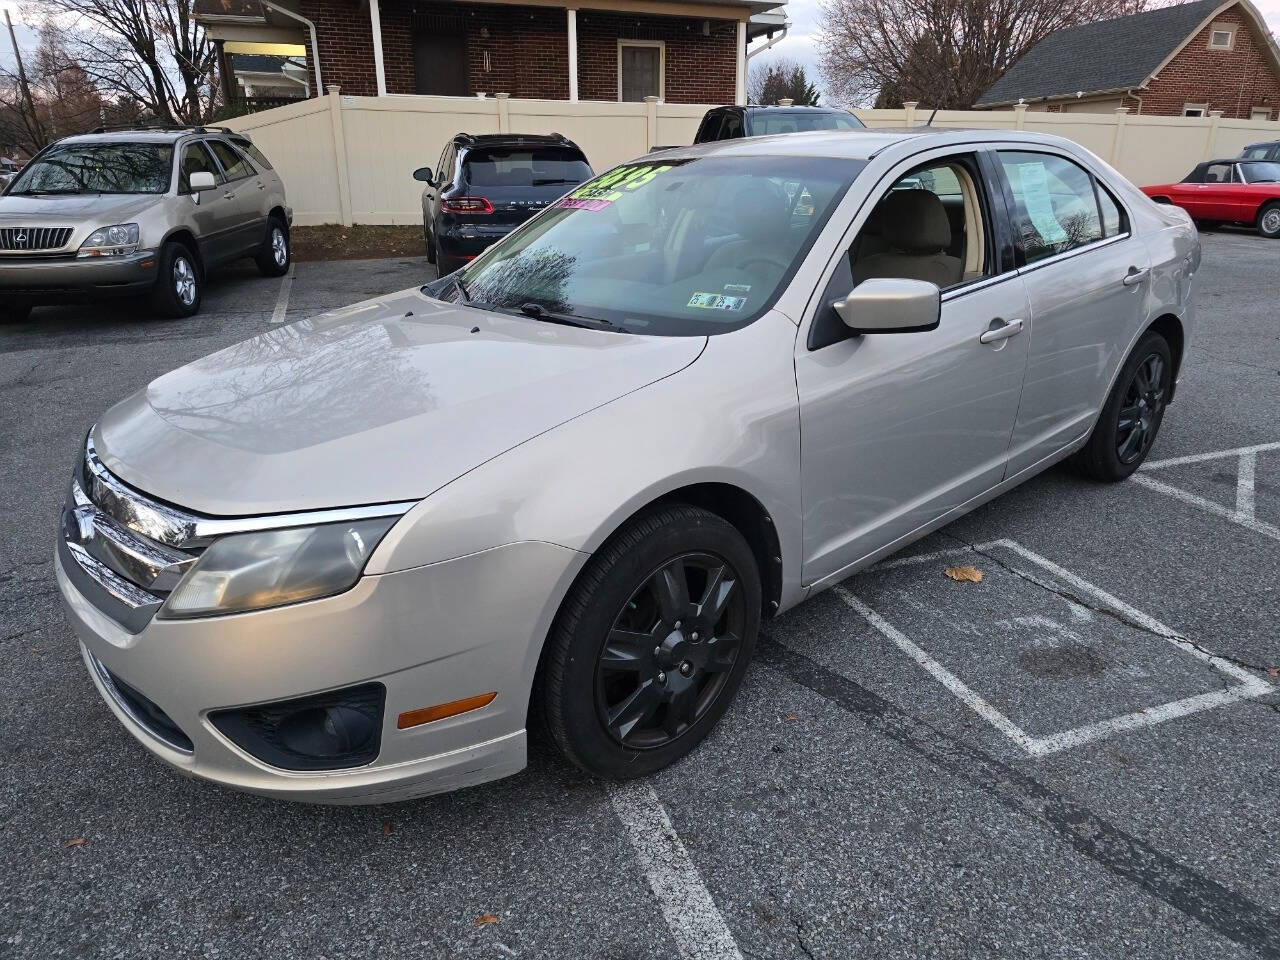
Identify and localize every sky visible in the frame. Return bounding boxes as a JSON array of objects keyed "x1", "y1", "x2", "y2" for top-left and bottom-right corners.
[{"x1": 2, "y1": 0, "x2": 1278, "y2": 102}]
